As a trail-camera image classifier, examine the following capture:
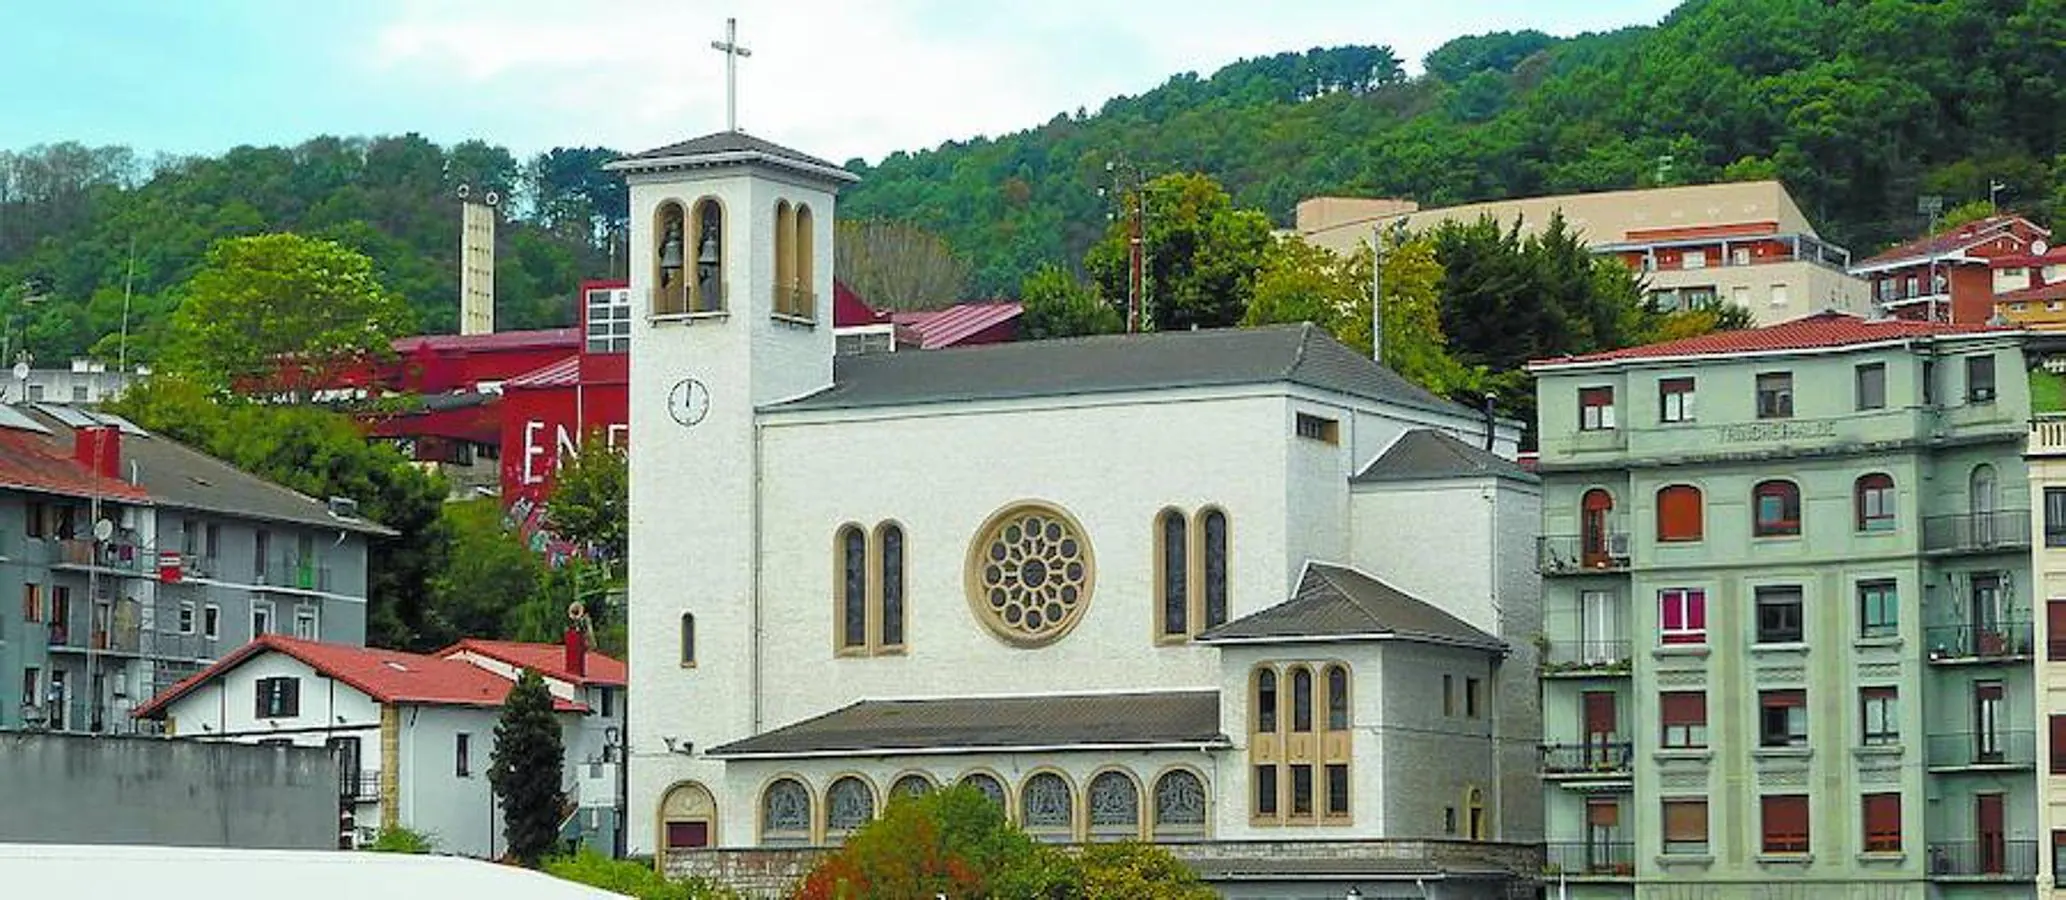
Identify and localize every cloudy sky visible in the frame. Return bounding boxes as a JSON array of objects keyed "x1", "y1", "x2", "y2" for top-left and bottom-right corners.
[{"x1": 4, "y1": 0, "x2": 1680, "y2": 165}]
